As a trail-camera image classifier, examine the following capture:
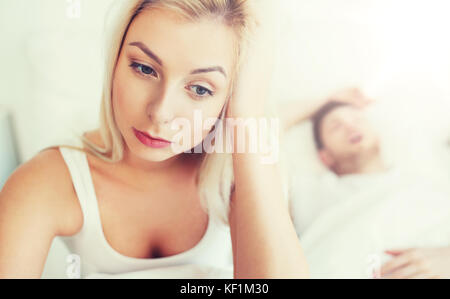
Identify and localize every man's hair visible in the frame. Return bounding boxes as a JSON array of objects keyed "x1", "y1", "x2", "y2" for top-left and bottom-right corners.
[{"x1": 312, "y1": 101, "x2": 350, "y2": 150}]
